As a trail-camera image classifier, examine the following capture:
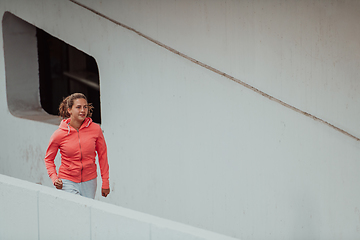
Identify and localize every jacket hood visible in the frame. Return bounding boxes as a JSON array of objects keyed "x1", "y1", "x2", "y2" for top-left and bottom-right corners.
[{"x1": 59, "y1": 117, "x2": 93, "y2": 134}]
